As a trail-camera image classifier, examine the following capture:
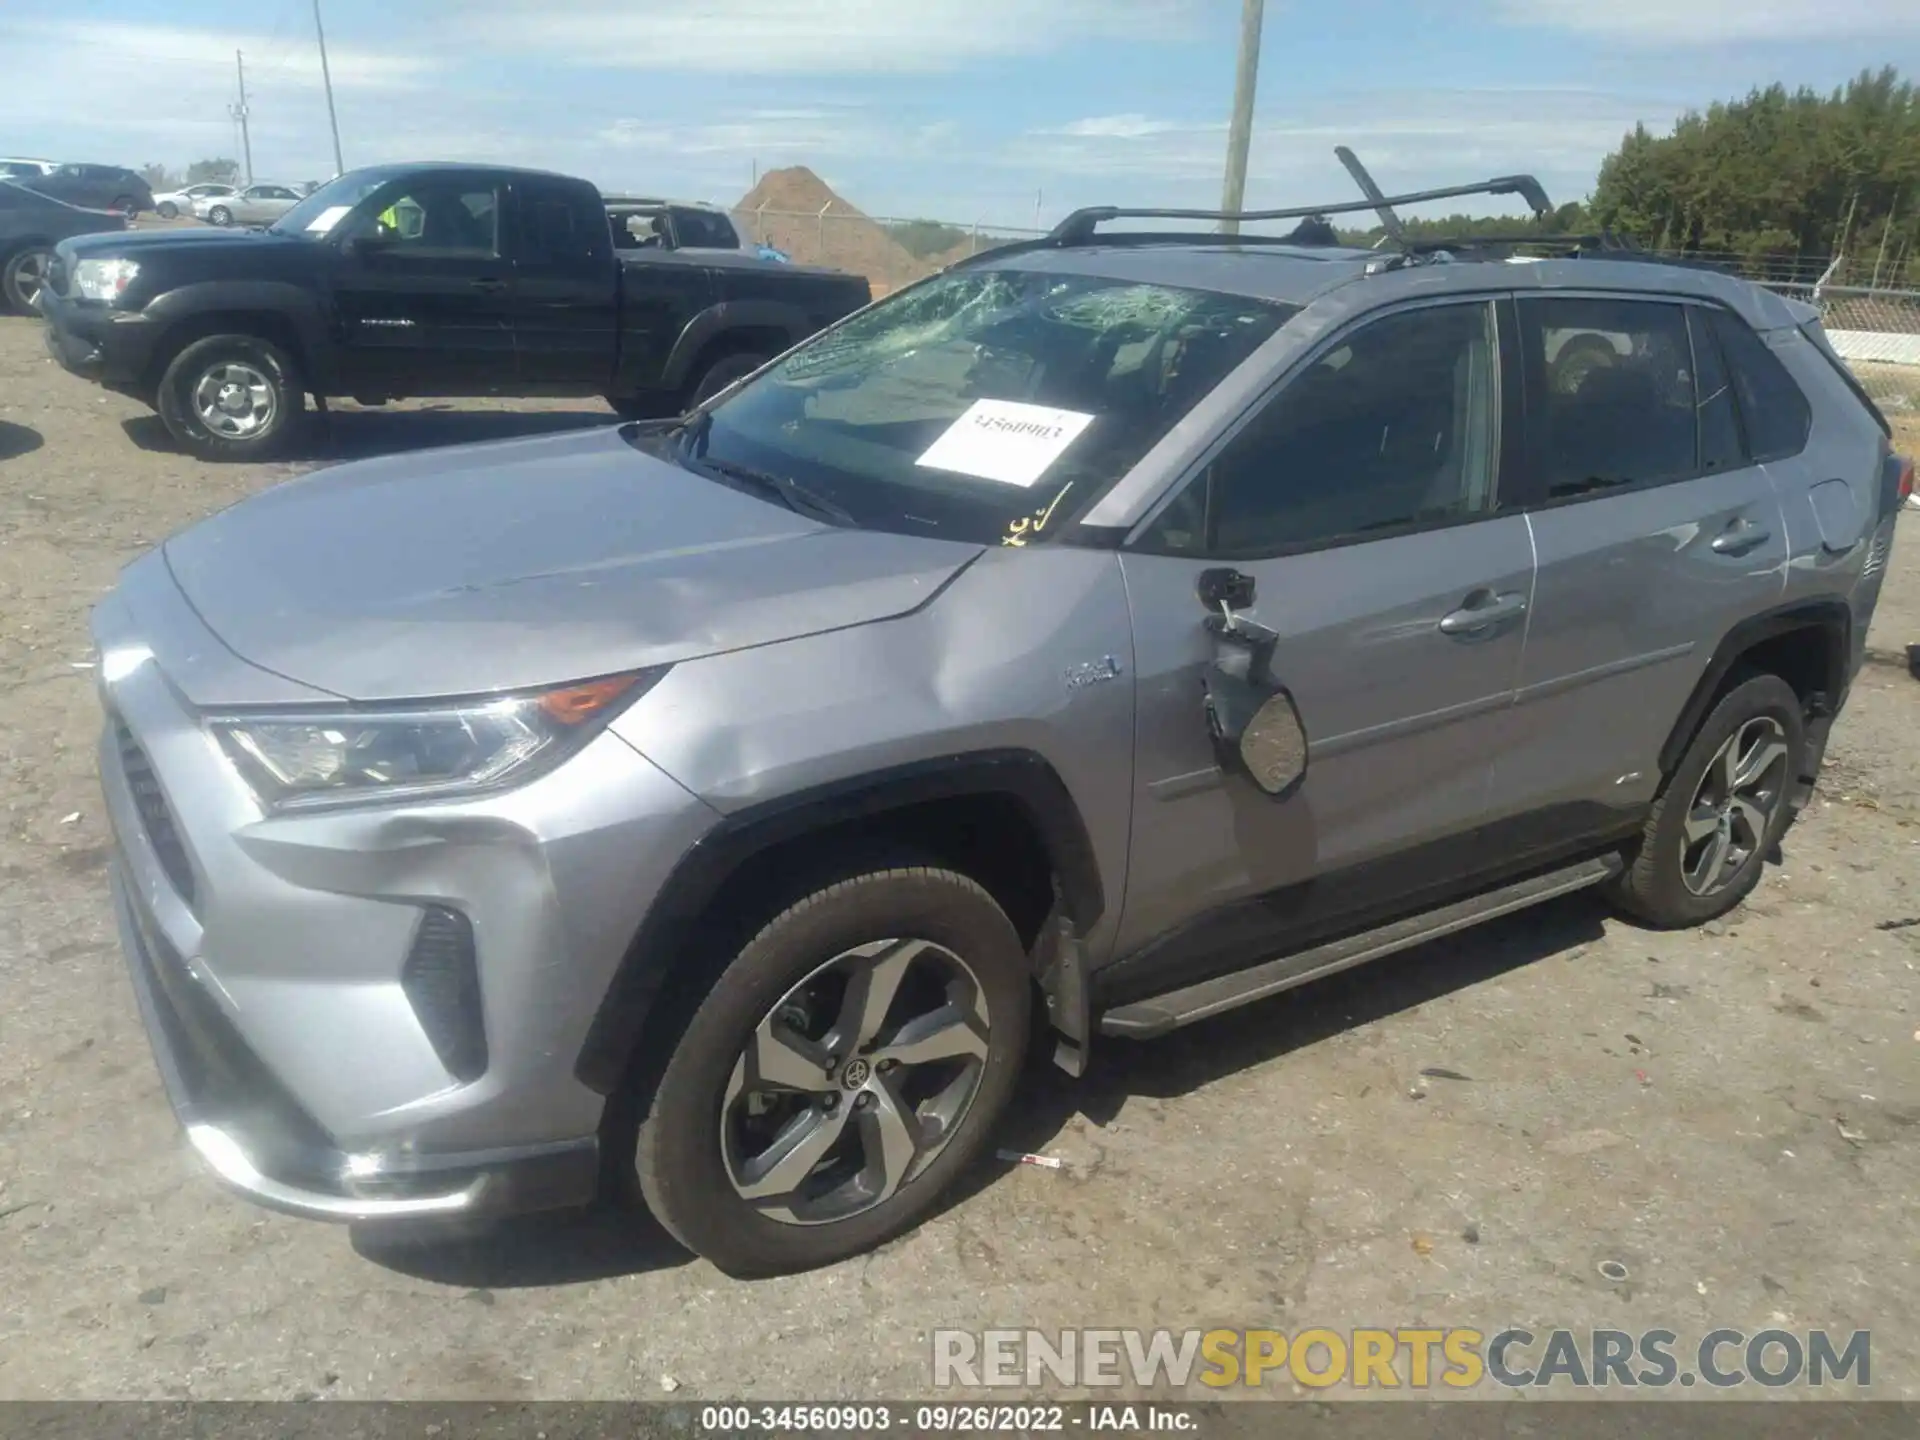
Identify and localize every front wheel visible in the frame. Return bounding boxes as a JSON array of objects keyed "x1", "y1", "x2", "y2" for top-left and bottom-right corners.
[
  {"x1": 156, "y1": 334, "x2": 304, "y2": 462},
  {"x1": 1, "y1": 246, "x2": 52, "y2": 314},
  {"x1": 206, "y1": 205, "x2": 233, "y2": 226},
  {"x1": 157, "y1": 202, "x2": 179, "y2": 220},
  {"x1": 686, "y1": 351, "x2": 770, "y2": 409},
  {"x1": 634, "y1": 862, "x2": 1030, "y2": 1276},
  {"x1": 1605, "y1": 672, "x2": 1804, "y2": 928}
]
